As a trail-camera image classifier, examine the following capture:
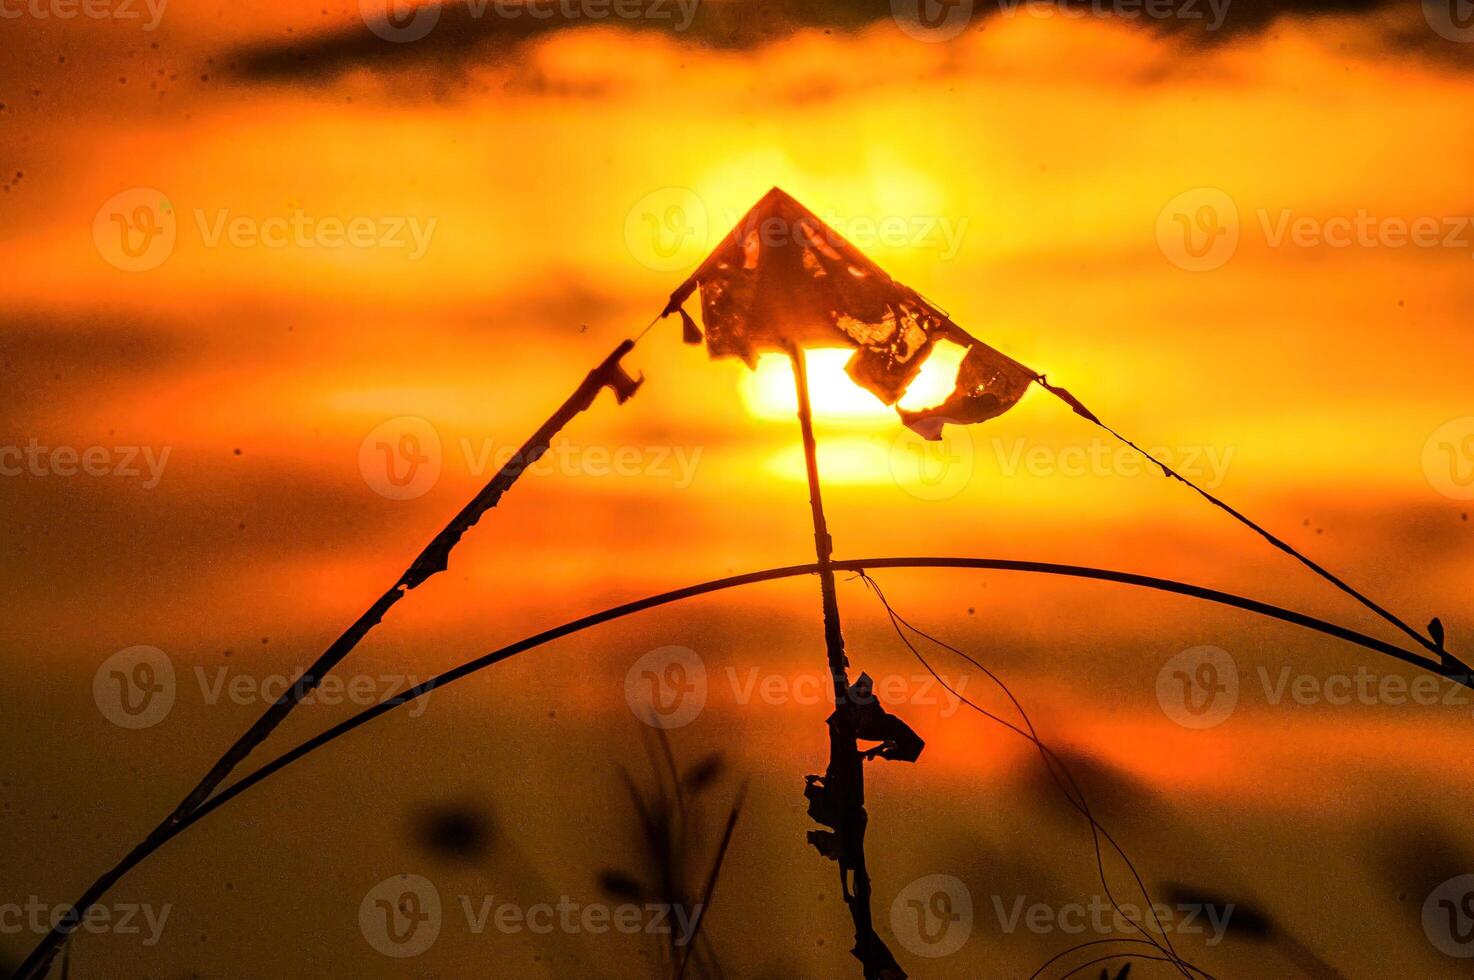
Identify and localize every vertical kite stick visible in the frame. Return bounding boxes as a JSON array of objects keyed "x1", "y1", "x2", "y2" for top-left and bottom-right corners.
[{"x1": 786, "y1": 345, "x2": 906, "y2": 980}]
